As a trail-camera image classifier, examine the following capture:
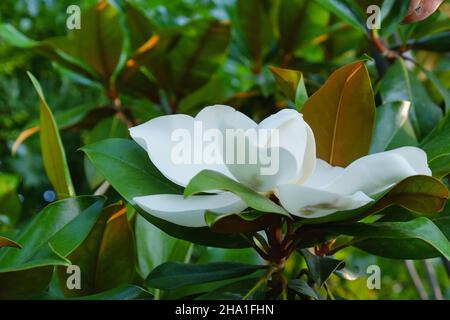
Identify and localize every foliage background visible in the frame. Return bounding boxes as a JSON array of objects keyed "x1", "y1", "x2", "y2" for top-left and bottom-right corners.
[{"x1": 0, "y1": 0, "x2": 449, "y2": 299}]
